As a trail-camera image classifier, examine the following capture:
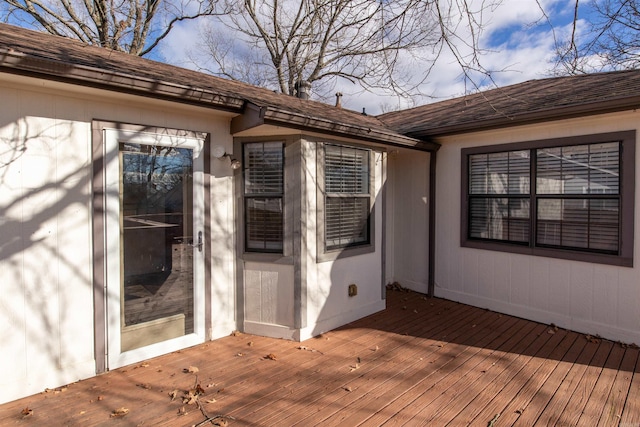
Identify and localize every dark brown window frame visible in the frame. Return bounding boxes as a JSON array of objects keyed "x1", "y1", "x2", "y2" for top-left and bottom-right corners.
[
  {"x1": 242, "y1": 141, "x2": 285, "y2": 253},
  {"x1": 316, "y1": 141, "x2": 376, "y2": 262},
  {"x1": 461, "y1": 131, "x2": 635, "y2": 267}
]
